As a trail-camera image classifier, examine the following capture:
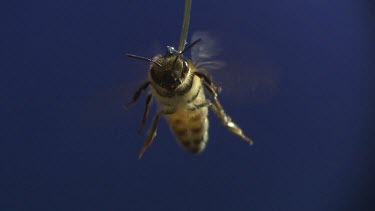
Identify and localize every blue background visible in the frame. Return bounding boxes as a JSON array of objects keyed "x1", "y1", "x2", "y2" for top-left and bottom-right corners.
[{"x1": 1, "y1": 0, "x2": 374, "y2": 210}]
